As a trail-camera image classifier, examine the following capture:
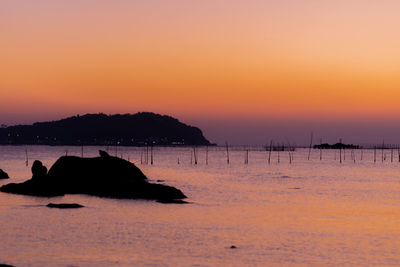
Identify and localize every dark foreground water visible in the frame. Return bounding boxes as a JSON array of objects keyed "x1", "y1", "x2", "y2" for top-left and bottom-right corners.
[{"x1": 1, "y1": 146, "x2": 400, "y2": 266}]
